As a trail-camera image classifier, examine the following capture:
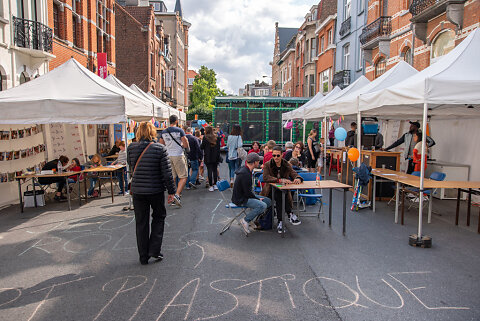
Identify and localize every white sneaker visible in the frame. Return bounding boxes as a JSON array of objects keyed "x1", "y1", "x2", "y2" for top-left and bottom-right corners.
[
  {"x1": 213, "y1": 184, "x2": 218, "y2": 190},
  {"x1": 289, "y1": 213, "x2": 301, "y2": 225},
  {"x1": 240, "y1": 218, "x2": 251, "y2": 234},
  {"x1": 208, "y1": 186, "x2": 214, "y2": 192},
  {"x1": 277, "y1": 221, "x2": 284, "y2": 234}
]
